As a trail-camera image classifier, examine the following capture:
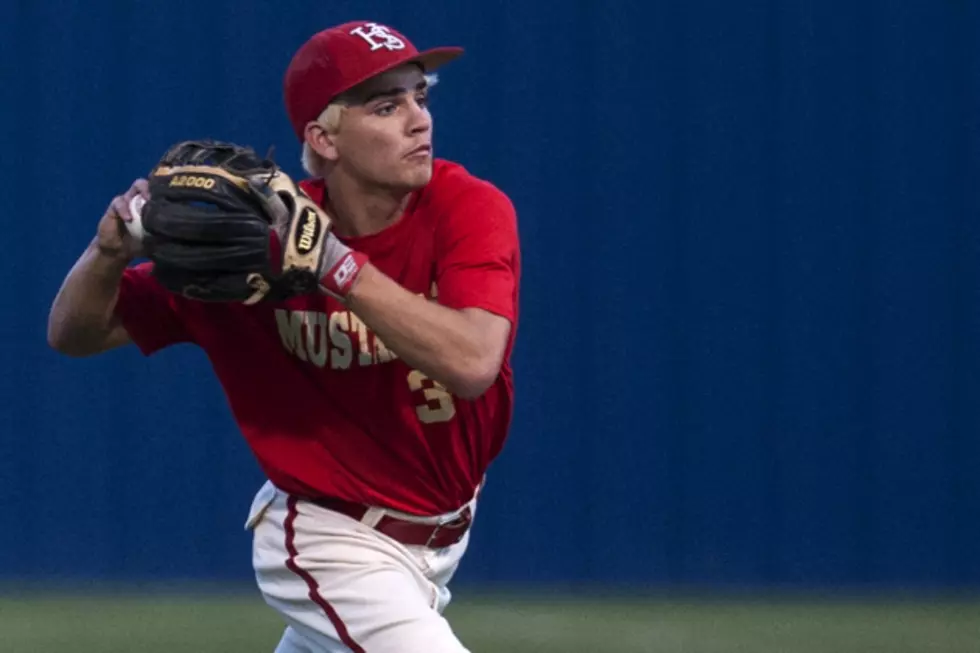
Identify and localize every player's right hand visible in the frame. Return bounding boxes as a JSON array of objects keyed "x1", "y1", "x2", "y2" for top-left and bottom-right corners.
[{"x1": 96, "y1": 179, "x2": 149, "y2": 261}]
